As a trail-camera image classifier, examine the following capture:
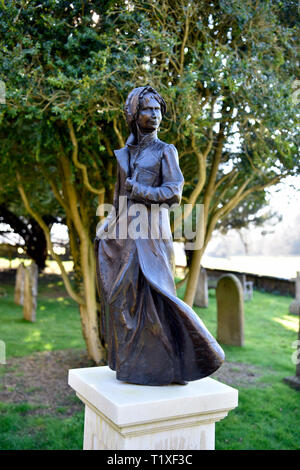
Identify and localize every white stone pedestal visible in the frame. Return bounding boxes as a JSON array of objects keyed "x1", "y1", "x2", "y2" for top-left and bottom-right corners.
[{"x1": 68, "y1": 366, "x2": 238, "y2": 450}]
